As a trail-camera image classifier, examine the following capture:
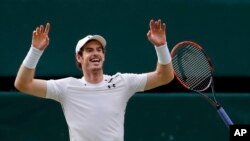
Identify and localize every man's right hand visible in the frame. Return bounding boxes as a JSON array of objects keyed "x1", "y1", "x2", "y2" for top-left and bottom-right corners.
[{"x1": 32, "y1": 23, "x2": 50, "y2": 50}]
